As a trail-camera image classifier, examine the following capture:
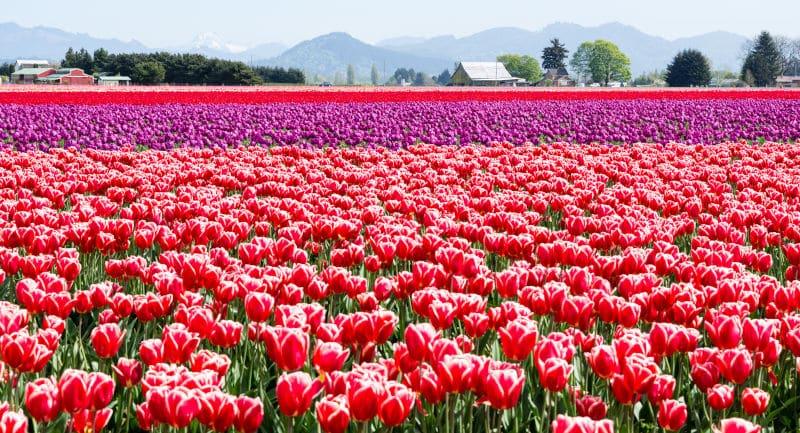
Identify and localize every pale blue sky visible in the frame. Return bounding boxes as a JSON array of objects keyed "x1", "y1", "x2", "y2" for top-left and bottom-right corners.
[{"x1": 2, "y1": 0, "x2": 798, "y2": 47}]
